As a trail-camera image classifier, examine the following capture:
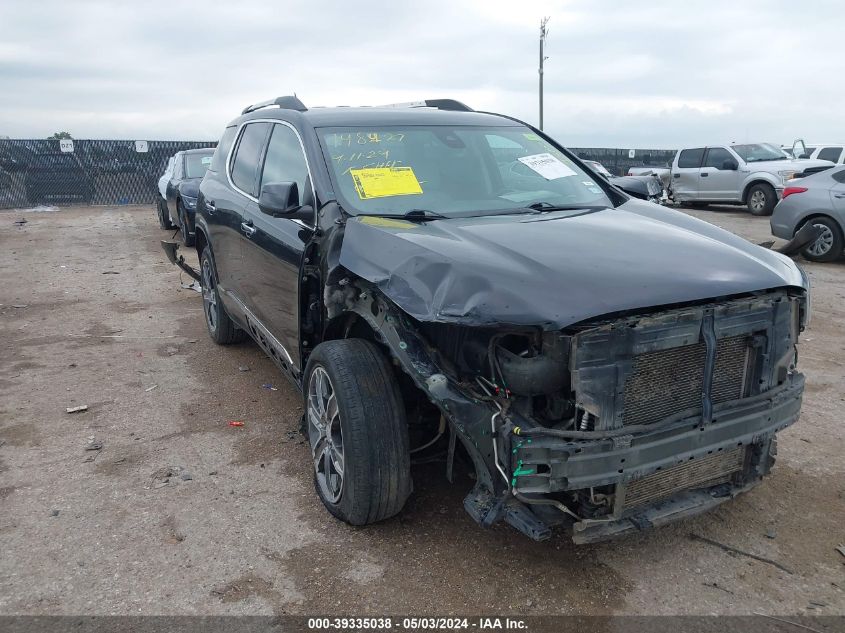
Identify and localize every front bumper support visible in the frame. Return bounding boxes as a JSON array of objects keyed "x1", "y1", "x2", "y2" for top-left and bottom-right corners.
[{"x1": 513, "y1": 374, "x2": 803, "y2": 494}]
